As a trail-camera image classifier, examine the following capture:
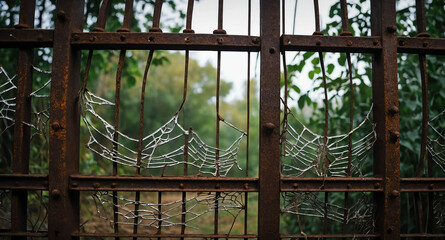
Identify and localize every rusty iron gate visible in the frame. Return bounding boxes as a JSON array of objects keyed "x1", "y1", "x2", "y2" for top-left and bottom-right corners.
[{"x1": 1, "y1": 0, "x2": 445, "y2": 239}]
